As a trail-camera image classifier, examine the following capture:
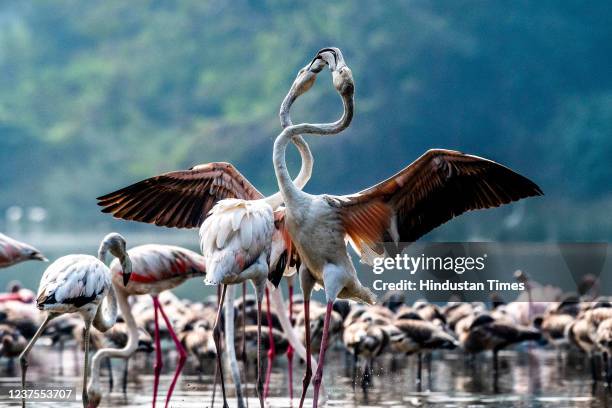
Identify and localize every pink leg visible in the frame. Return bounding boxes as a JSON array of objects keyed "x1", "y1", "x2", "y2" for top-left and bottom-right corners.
[
  {"x1": 312, "y1": 302, "x2": 333, "y2": 408},
  {"x1": 298, "y1": 299, "x2": 312, "y2": 408},
  {"x1": 154, "y1": 297, "x2": 188, "y2": 408},
  {"x1": 286, "y1": 282, "x2": 294, "y2": 403},
  {"x1": 152, "y1": 296, "x2": 163, "y2": 408},
  {"x1": 256, "y1": 295, "x2": 264, "y2": 408},
  {"x1": 264, "y1": 287, "x2": 276, "y2": 399}
]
